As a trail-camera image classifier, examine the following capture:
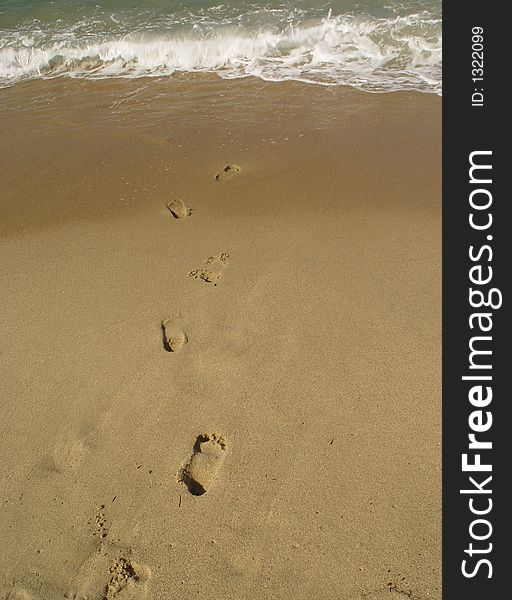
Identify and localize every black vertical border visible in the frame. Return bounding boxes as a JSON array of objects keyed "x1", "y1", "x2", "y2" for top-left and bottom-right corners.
[{"x1": 443, "y1": 2, "x2": 508, "y2": 599}]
